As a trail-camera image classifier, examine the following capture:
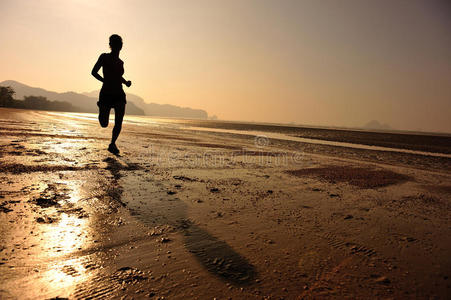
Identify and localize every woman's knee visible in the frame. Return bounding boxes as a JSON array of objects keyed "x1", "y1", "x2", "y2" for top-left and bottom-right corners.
[
  {"x1": 98, "y1": 106, "x2": 111, "y2": 127},
  {"x1": 99, "y1": 117, "x2": 109, "y2": 127}
]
